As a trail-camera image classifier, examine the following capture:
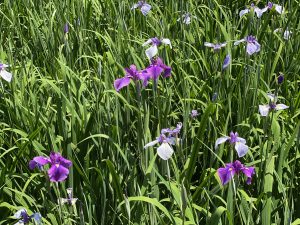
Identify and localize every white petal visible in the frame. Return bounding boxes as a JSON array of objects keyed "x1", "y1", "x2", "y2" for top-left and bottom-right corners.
[
  {"x1": 239, "y1": 9, "x2": 249, "y2": 17},
  {"x1": 161, "y1": 38, "x2": 172, "y2": 48},
  {"x1": 284, "y1": 30, "x2": 291, "y2": 40},
  {"x1": 141, "y1": 4, "x2": 151, "y2": 16},
  {"x1": 31, "y1": 213, "x2": 42, "y2": 224},
  {"x1": 215, "y1": 136, "x2": 230, "y2": 149},
  {"x1": 220, "y1": 42, "x2": 227, "y2": 47},
  {"x1": 234, "y1": 39, "x2": 245, "y2": 46},
  {"x1": 274, "y1": 28, "x2": 282, "y2": 33},
  {"x1": 144, "y1": 140, "x2": 158, "y2": 149},
  {"x1": 275, "y1": 5, "x2": 284, "y2": 14},
  {"x1": 14, "y1": 222, "x2": 24, "y2": 225},
  {"x1": 1, "y1": 63, "x2": 9, "y2": 68},
  {"x1": 59, "y1": 198, "x2": 69, "y2": 204},
  {"x1": 204, "y1": 42, "x2": 214, "y2": 48},
  {"x1": 131, "y1": 3, "x2": 139, "y2": 10},
  {"x1": 259, "y1": 105, "x2": 270, "y2": 117},
  {"x1": 14, "y1": 209, "x2": 27, "y2": 219},
  {"x1": 67, "y1": 187, "x2": 73, "y2": 196},
  {"x1": 157, "y1": 143, "x2": 174, "y2": 160},
  {"x1": 0, "y1": 70, "x2": 12, "y2": 82},
  {"x1": 275, "y1": 104, "x2": 289, "y2": 110},
  {"x1": 254, "y1": 8, "x2": 265, "y2": 18},
  {"x1": 235, "y1": 142, "x2": 249, "y2": 158},
  {"x1": 145, "y1": 45, "x2": 158, "y2": 59},
  {"x1": 267, "y1": 93, "x2": 275, "y2": 102},
  {"x1": 236, "y1": 137, "x2": 246, "y2": 144},
  {"x1": 142, "y1": 39, "x2": 153, "y2": 46}
]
